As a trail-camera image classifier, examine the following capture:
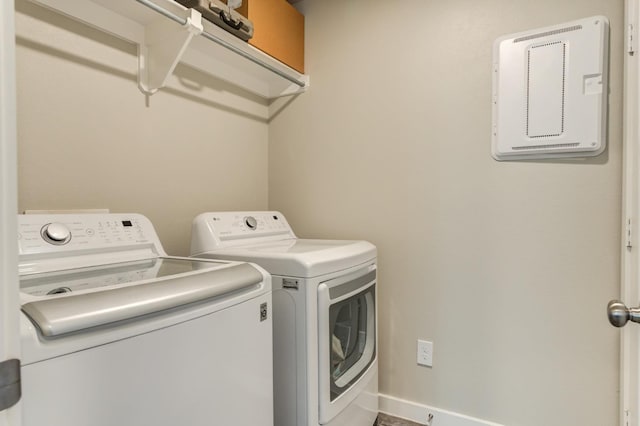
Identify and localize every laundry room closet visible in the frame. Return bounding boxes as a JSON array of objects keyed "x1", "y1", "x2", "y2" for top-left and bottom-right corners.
[{"x1": 15, "y1": 0, "x2": 624, "y2": 425}]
